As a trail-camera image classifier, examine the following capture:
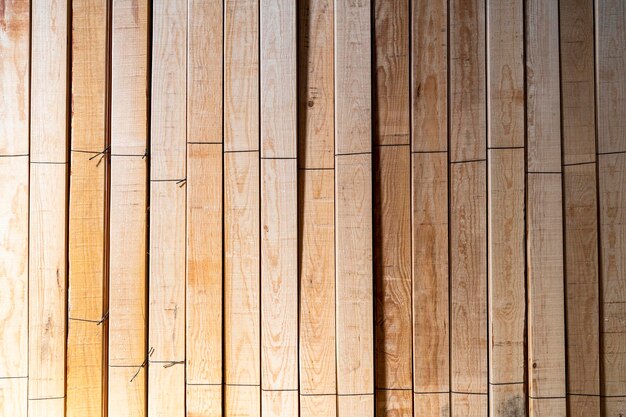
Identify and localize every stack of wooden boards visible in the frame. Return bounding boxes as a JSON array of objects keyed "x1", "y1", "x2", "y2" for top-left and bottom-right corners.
[{"x1": 0, "y1": 0, "x2": 624, "y2": 416}]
